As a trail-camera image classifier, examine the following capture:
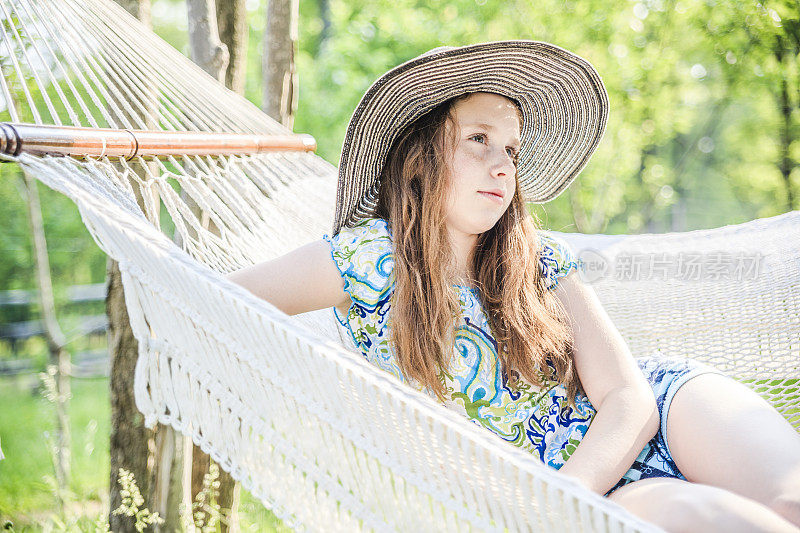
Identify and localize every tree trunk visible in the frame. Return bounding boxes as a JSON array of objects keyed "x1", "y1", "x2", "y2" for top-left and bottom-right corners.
[
  {"x1": 779, "y1": 67, "x2": 795, "y2": 212},
  {"x1": 213, "y1": 2, "x2": 247, "y2": 524},
  {"x1": 106, "y1": 257, "x2": 154, "y2": 532},
  {"x1": 185, "y1": 2, "x2": 237, "y2": 530},
  {"x1": 187, "y1": 0, "x2": 229, "y2": 83},
  {"x1": 670, "y1": 196, "x2": 687, "y2": 232},
  {"x1": 263, "y1": 0, "x2": 299, "y2": 128},
  {"x1": 113, "y1": 0, "x2": 150, "y2": 25},
  {"x1": 20, "y1": 169, "x2": 71, "y2": 505},
  {"x1": 107, "y1": 2, "x2": 183, "y2": 532},
  {"x1": 216, "y1": 0, "x2": 248, "y2": 95},
  {"x1": 316, "y1": 0, "x2": 331, "y2": 54},
  {"x1": 149, "y1": 421, "x2": 183, "y2": 532},
  {"x1": 568, "y1": 185, "x2": 590, "y2": 234},
  {"x1": 218, "y1": 471, "x2": 241, "y2": 532}
]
